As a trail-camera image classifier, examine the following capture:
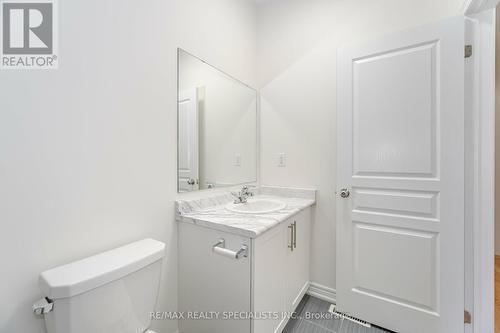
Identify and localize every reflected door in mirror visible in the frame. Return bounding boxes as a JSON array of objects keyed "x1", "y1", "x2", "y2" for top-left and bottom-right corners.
[{"x1": 178, "y1": 88, "x2": 199, "y2": 192}]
